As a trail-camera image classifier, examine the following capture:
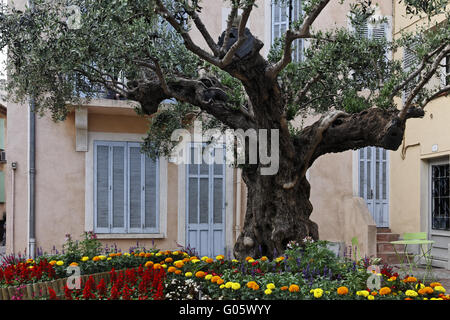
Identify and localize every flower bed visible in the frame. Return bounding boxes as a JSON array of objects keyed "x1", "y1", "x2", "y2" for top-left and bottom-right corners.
[{"x1": 1, "y1": 236, "x2": 449, "y2": 300}]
